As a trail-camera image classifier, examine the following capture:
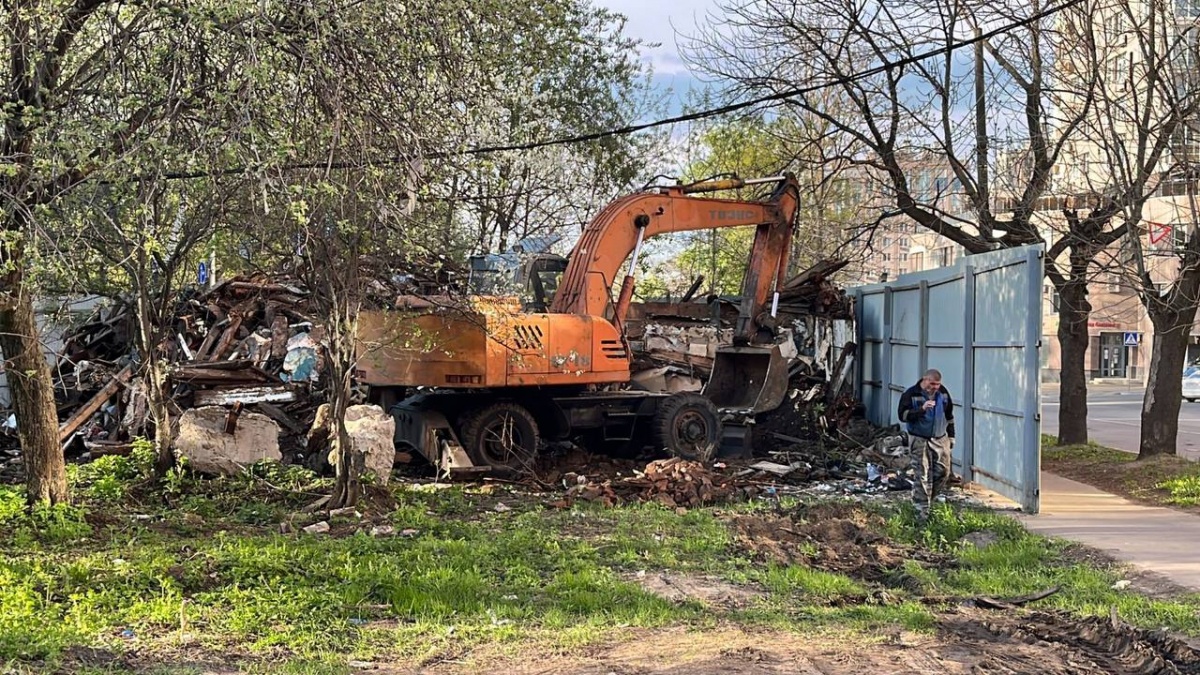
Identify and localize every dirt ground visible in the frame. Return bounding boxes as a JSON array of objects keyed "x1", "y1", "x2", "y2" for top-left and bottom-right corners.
[
  {"x1": 409, "y1": 613, "x2": 1200, "y2": 674},
  {"x1": 728, "y1": 502, "x2": 950, "y2": 584}
]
